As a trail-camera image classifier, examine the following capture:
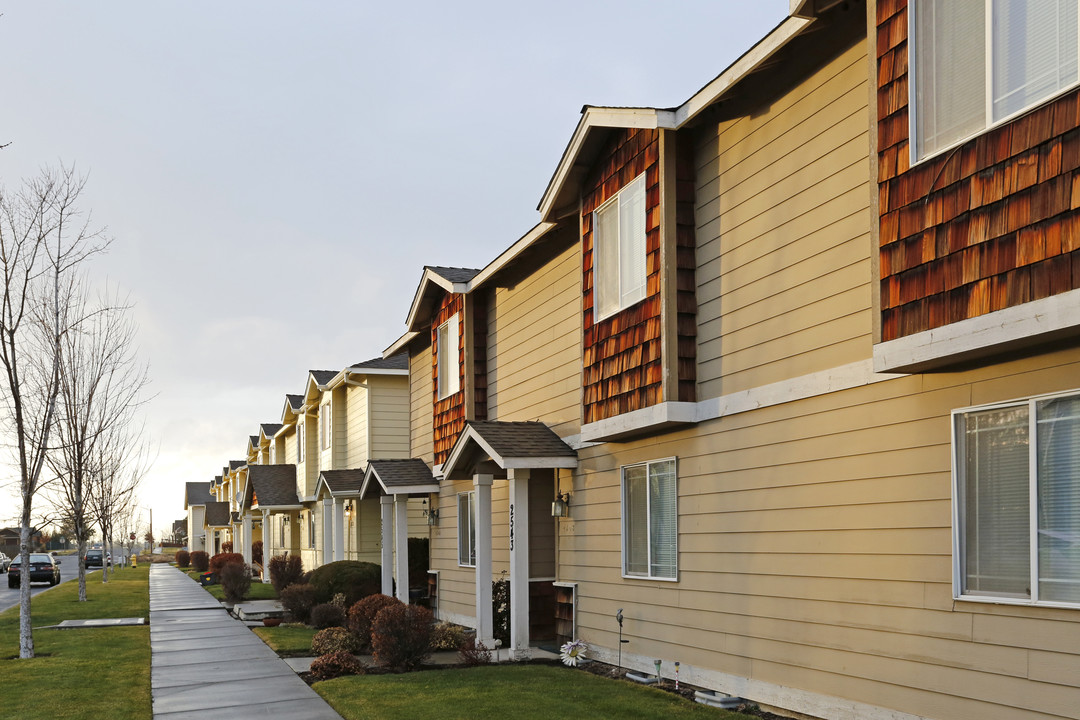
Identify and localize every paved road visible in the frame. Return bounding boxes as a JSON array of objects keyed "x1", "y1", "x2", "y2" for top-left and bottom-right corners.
[{"x1": 0, "y1": 561, "x2": 100, "y2": 614}]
